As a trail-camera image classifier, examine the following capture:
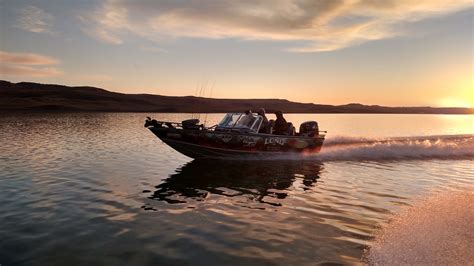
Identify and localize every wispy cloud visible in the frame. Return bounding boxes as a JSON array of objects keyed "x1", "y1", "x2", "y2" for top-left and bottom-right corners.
[
  {"x1": 78, "y1": 3, "x2": 129, "y2": 44},
  {"x1": 0, "y1": 50, "x2": 59, "y2": 65},
  {"x1": 83, "y1": 0, "x2": 472, "y2": 52},
  {"x1": 84, "y1": 27, "x2": 123, "y2": 45},
  {"x1": 16, "y1": 6, "x2": 55, "y2": 34},
  {"x1": 0, "y1": 65, "x2": 61, "y2": 77},
  {"x1": 0, "y1": 50, "x2": 61, "y2": 77}
]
